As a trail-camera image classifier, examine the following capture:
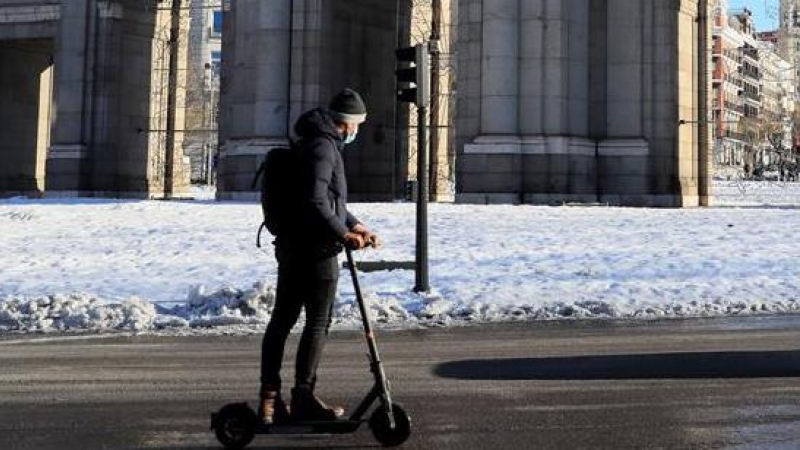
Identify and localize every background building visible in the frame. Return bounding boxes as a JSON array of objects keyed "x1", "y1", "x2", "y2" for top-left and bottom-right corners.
[
  {"x1": 712, "y1": 4, "x2": 760, "y2": 168},
  {"x1": 778, "y1": 0, "x2": 800, "y2": 81},
  {"x1": 758, "y1": 39, "x2": 795, "y2": 166},
  {"x1": 777, "y1": 0, "x2": 800, "y2": 176},
  {"x1": 712, "y1": 1, "x2": 796, "y2": 178}
]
